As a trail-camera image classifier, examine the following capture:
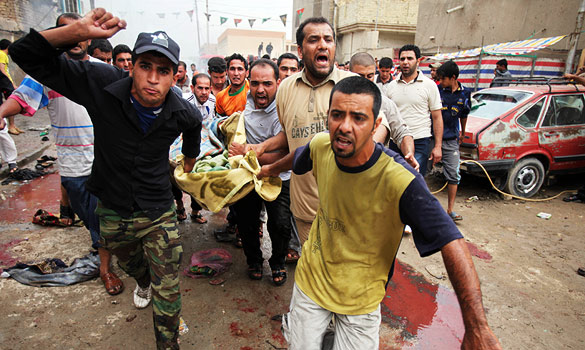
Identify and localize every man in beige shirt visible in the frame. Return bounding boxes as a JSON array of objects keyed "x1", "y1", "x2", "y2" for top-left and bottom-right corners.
[{"x1": 247, "y1": 17, "x2": 353, "y2": 244}]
